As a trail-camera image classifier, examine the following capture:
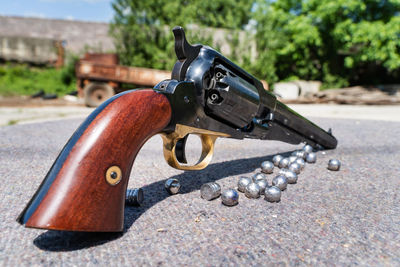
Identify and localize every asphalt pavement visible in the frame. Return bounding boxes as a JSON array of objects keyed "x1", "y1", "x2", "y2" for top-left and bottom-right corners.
[{"x1": 0, "y1": 116, "x2": 399, "y2": 266}]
